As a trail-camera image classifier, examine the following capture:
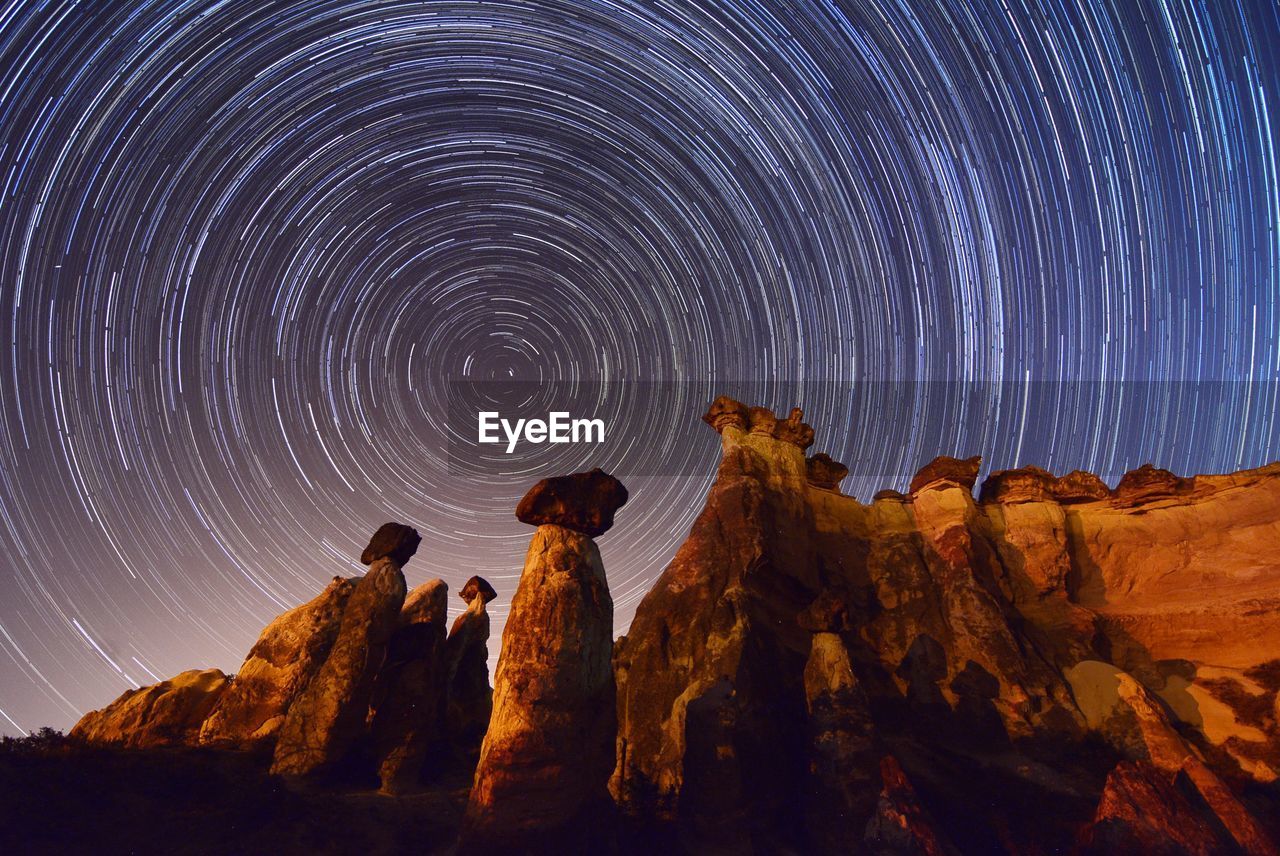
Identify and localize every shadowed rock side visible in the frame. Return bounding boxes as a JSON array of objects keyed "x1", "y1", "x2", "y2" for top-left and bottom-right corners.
[
  {"x1": 369, "y1": 578, "x2": 449, "y2": 794},
  {"x1": 463, "y1": 524, "x2": 616, "y2": 852},
  {"x1": 444, "y1": 575, "x2": 496, "y2": 757}
]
